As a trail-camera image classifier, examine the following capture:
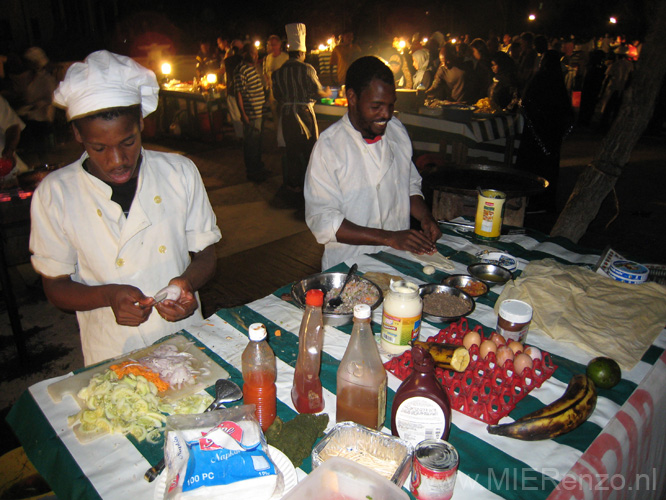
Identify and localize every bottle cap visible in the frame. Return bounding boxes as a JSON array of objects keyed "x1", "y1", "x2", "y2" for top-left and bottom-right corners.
[
  {"x1": 305, "y1": 289, "x2": 324, "y2": 306},
  {"x1": 353, "y1": 303, "x2": 371, "y2": 319},
  {"x1": 248, "y1": 323, "x2": 267, "y2": 341},
  {"x1": 412, "y1": 345, "x2": 435, "y2": 372},
  {"x1": 498, "y1": 300, "x2": 533, "y2": 323}
]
